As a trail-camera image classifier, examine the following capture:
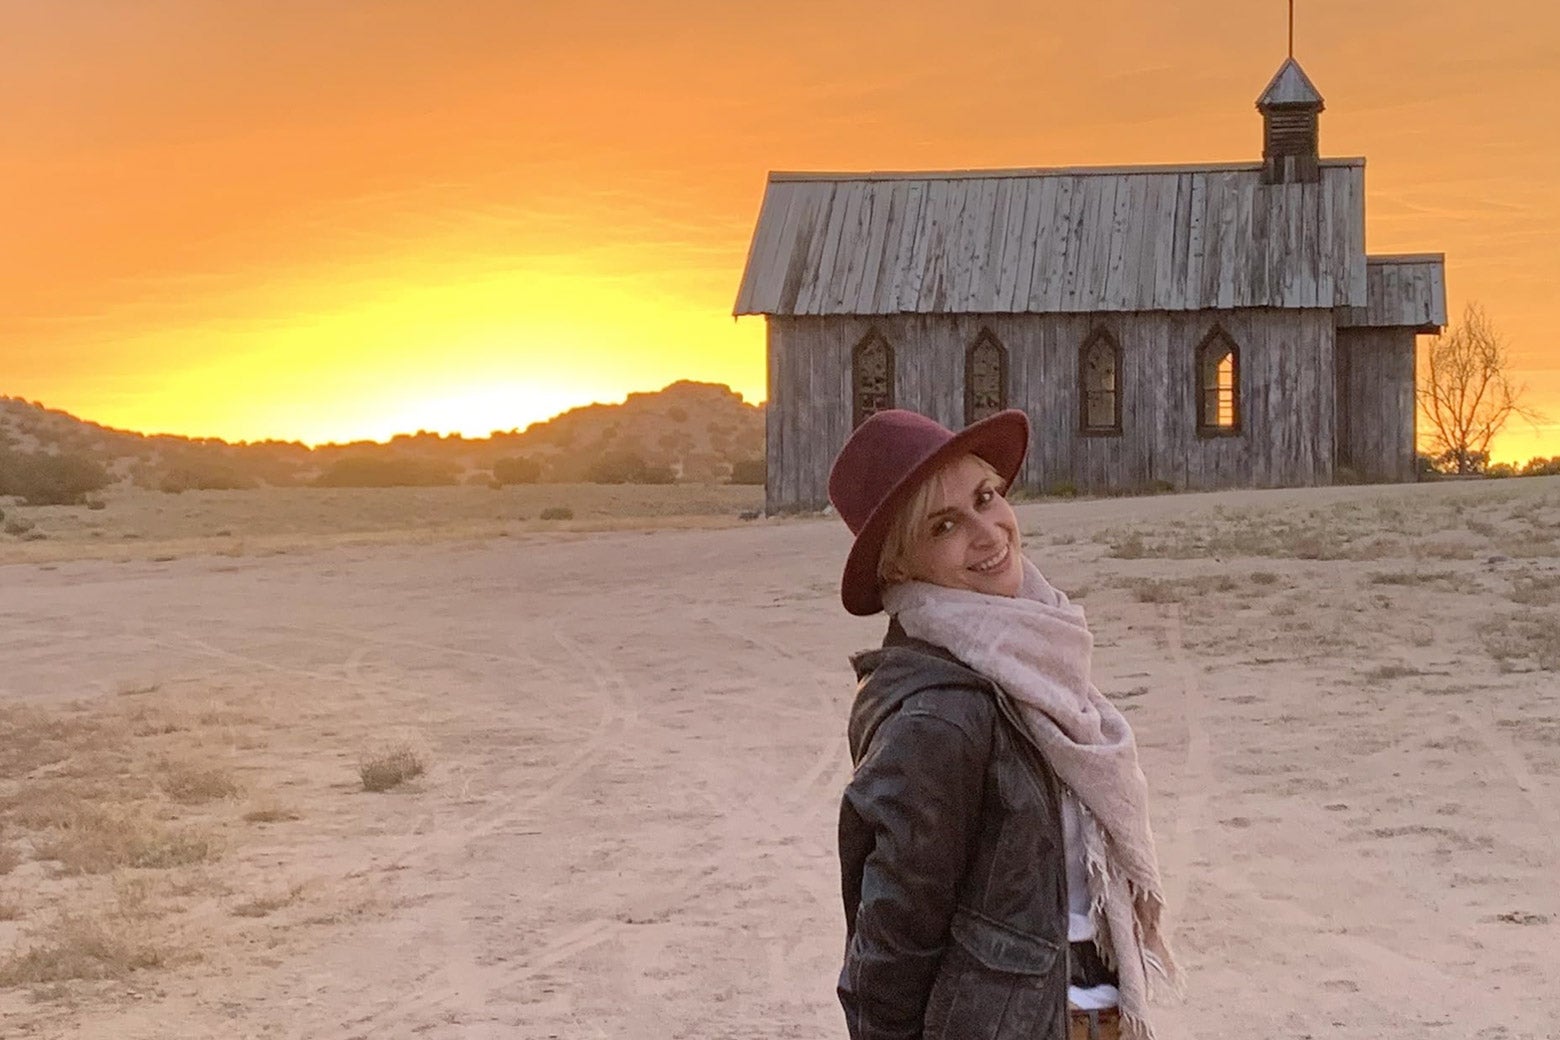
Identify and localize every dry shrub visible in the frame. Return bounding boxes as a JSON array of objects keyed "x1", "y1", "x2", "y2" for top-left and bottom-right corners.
[
  {"x1": 158, "y1": 763, "x2": 241, "y2": 805},
  {"x1": 1106, "y1": 533, "x2": 1148, "y2": 559},
  {"x1": 1506, "y1": 538, "x2": 1558, "y2": 559},
  {"x1": 1479, "y1": 612, "x2": 1560, "y2": 672},
  {"x1": 0, "y1": 705, "x2": 116, "y2": 780},
  {"x1": 32, "y1": 806, "x2": 217, "y2": 875},
  {"x1": 242, "y1": 803, "x2": 302, "y2": 824},
  {"x1": 1250, "y1": 572, "x2": 1280, "y2": 586},
  {"x1": 1126, "y1": 579, "x2": 1182, "y2": 604},
  {"x1": 358, "y1": 744, "x2": 426, "y2": 792},
  {"x1": 231, "y1": 885, "x2": 303, "y2": 918},
  {"x1": 1363, "y1": 664, "x2": 1423, "y2": 681},
  {"x1": 1370, "y1": 570, "x2": 1458, "y2": 586},
  {"x1": 0, "y1": 841, "x2": 20, "y2": 876},
  {"x1": 1411, "y1": 539, "x2": 1483, "y2": 561},
  {"x1": 1509, "y1": 574, "x2": 1560, "y2": 606},
  {"x1": 0, "y1": 913, "x2": 165, "y2": 986},
  {"x1": 0, "y1": 892, "x2": 21, "y2": 920}
]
